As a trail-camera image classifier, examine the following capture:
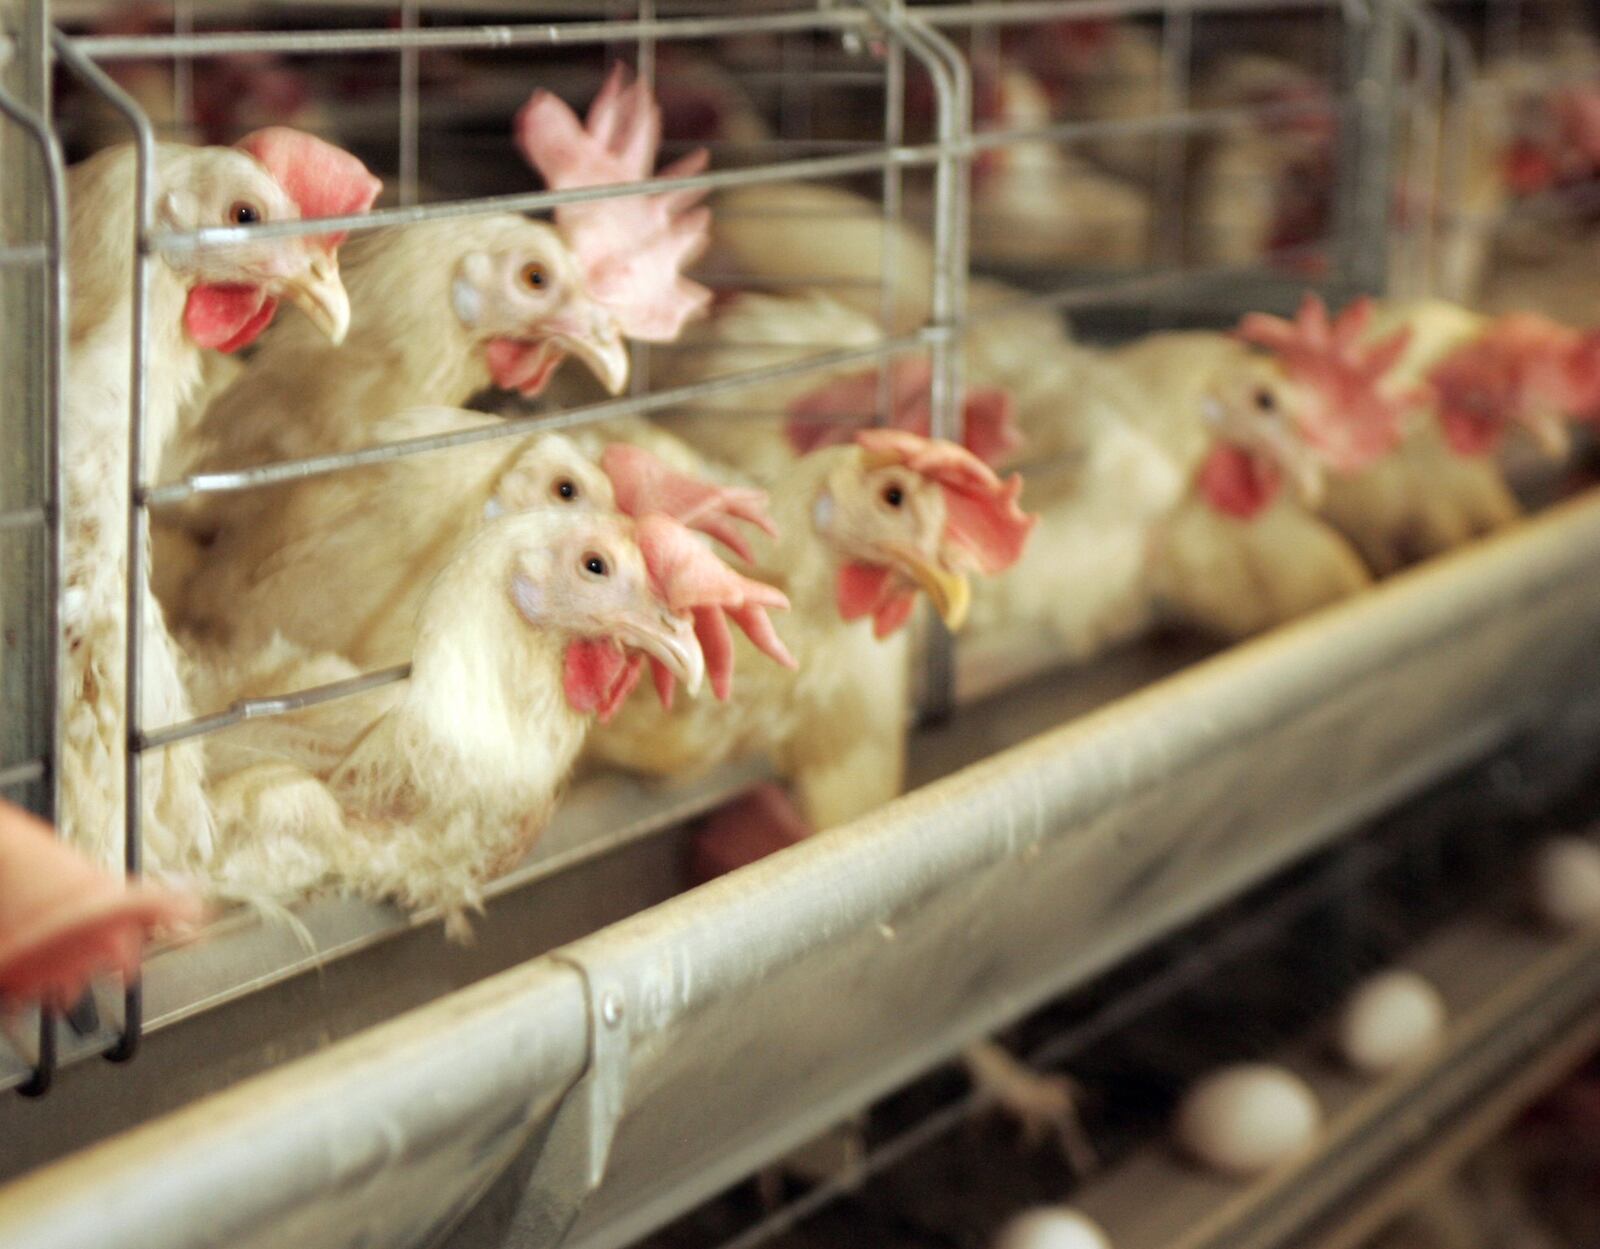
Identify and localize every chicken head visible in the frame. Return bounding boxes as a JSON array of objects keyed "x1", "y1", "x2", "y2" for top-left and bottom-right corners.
[
  {"x1": 162, "y1": 128, "x2": 380, "y2": 351},
  {"x1": 1428, "y1": 312, "x2": 1600, "y2": 457},
  {"x1": 500, "y1": 511, "x2": 704, "y2": 723},
  {"x1": 818, "y1": 429, "x2": 1036, "y2": 638},
  {"x1": 452, "y1": 219, "x2": 630, "y2": 397}
]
